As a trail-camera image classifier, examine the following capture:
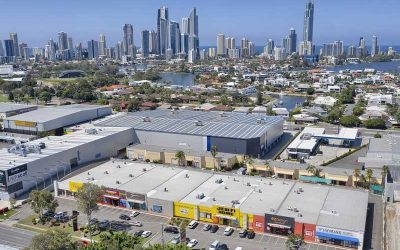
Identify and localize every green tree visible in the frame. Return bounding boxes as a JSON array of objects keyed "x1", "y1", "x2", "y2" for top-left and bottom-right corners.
[
  {"x1": 256, "y1": 91, "x2": 263, "y2": 105},
  {"x1": 83, "y1": 231, "x2": 142, "y2": 250},
  {"x1": 220, "y1": 94, "x2": 229, "y2": 105},
  {"x1": 285, "y1": 233, "x2": 304, "y2": 250},
  {"x1": 352, "y1": 106, "x2": 364, "y2": 116},
  {"x1": 127, "y1": 98, "x2": 142, "y2": 112},
  {"x1": 75, "y1": 183, "x2": 105, "y2": 243},
  {"x1": 340, "y1": 115, "x2": 361, "y2": 127},
  {"x1": 29, "y1": 190, "x2": 58, "y2": 221},
  {"x1": 175, "y1": 150, "x2": 186, "y2": 166},
  {"x1": 266, "y1": 106, "x2": 276, "y2": 116},
  {"x1": 244, "y1": 155, "x2": 255, "y2": 173},
  {"x1": 306, "y1": 87, "x2": 315, "y2": 95},
  {"x1": 30, "y1": 228, "x2": 75, "y2": 250},
  {"x1": 363, "y1": 118, "x2": 386, "y2": 129},
  {"x1": 210, "y1": 145, "x2": 218, "y2": 171},
  {"x1": 353, "y1": 169, "x2": 361, "y2": 187},
  {"x1": 366, "y1": 168, "x2": 374, "y2": 187},
  {"x1": 381, "y1": 165, "x2": 389, "y2": 183},
  {"x1": 306, "y1": 165, "x2": 323, "y2": 177},
  {"x1": 39, "y1": 91, "x2": 52, "y2": 103},
  {"x1": 327, "y1": 109, "x2": 341, "y2": 124},
  {"x1": 374, "y1": 133, "x2": 382, "y2": 138}
]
